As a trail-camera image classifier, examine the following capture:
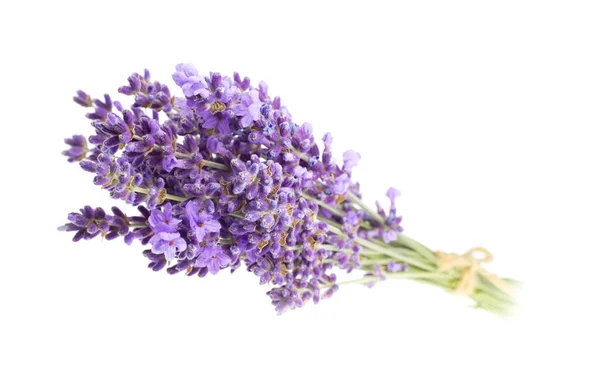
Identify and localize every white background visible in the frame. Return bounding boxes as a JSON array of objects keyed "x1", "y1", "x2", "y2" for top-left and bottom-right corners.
[{"x1": 1, "y1": 1, "x2": 599, "y2": 390}]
